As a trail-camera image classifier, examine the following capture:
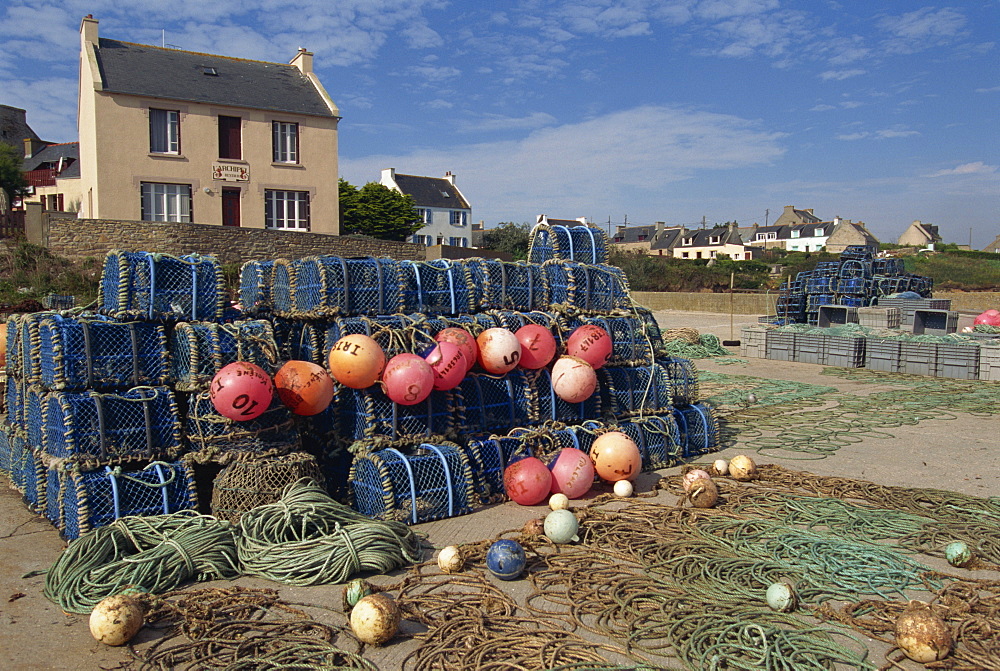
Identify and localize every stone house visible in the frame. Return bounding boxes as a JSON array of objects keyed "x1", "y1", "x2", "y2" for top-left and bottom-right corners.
[{"x1": 897, "y1": 220, "x2": 943, "y2": 247}]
